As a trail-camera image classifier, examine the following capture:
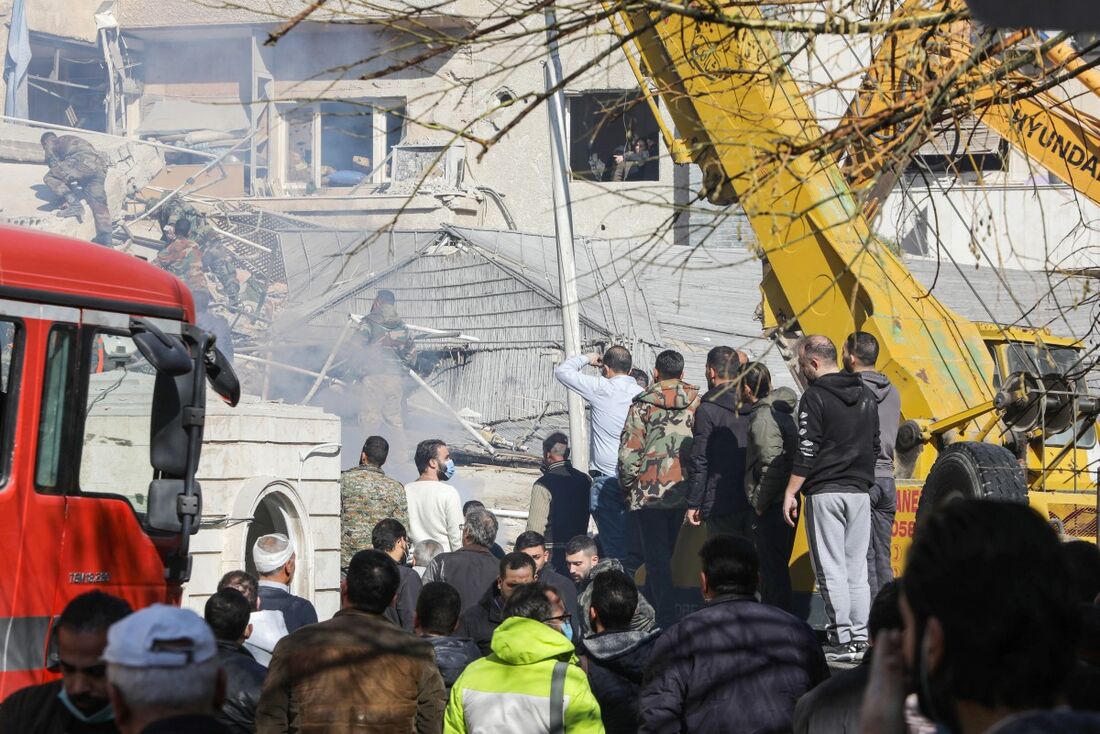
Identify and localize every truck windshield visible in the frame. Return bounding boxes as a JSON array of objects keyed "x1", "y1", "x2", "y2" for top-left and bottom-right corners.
[{"x1": 1005, "y1": 344, "x2": 1097, "y2": 448}]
